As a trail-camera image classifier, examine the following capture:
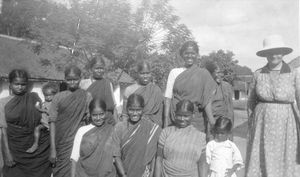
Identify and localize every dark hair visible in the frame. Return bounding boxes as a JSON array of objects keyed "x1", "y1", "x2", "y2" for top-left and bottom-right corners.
[
  {"x1": 203, "y1": 61, "x2": 219, "y2": 74},
  {"x1": 64, "y1": 65, "x2": 81, "y2": 77},
  {"x1": 213, "y1": 116, "x2": 232, "y2": 134},
  {"x1": 42, "y1": 82, "x2": 59, "y2": 94},
  {"x1": 175, "y1": 99, "x2": 194, "y2": 115},
  {"x1": 88, "y1": 55, "x2": 106, "y2": 69},
  {"x1": 179, "y1": 41, "x2": 199, "y2": 57},
  {"x1": 8, "y1": 69, "x2": 29, "y2": 83},
  {"x1": 89, "y1": 98, "x2": 107, "y2": 113},
  {"x1": 127, "y1": 93, "x2": 145, "y2": 109},
  {"x1": 137, "y1": 61, "x2": 151, "y2": 73},
  {"x1": 88, "y1": 98, "x2": 116, "y2": 125}
]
